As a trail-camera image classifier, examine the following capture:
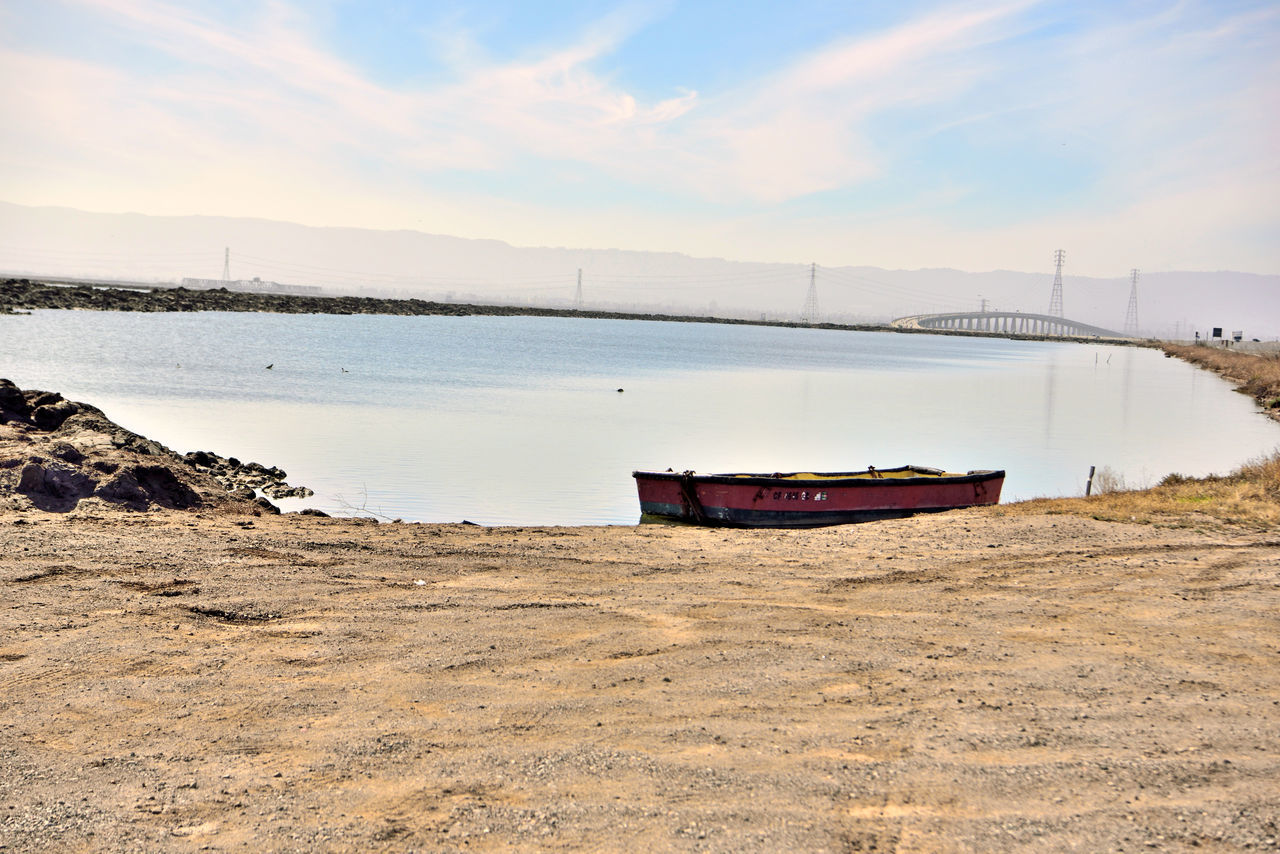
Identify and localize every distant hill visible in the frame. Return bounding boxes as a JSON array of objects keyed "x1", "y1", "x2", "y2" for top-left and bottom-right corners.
[{"x1": 2, "y1": 201, "x2": 1276, "y2": 338}]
